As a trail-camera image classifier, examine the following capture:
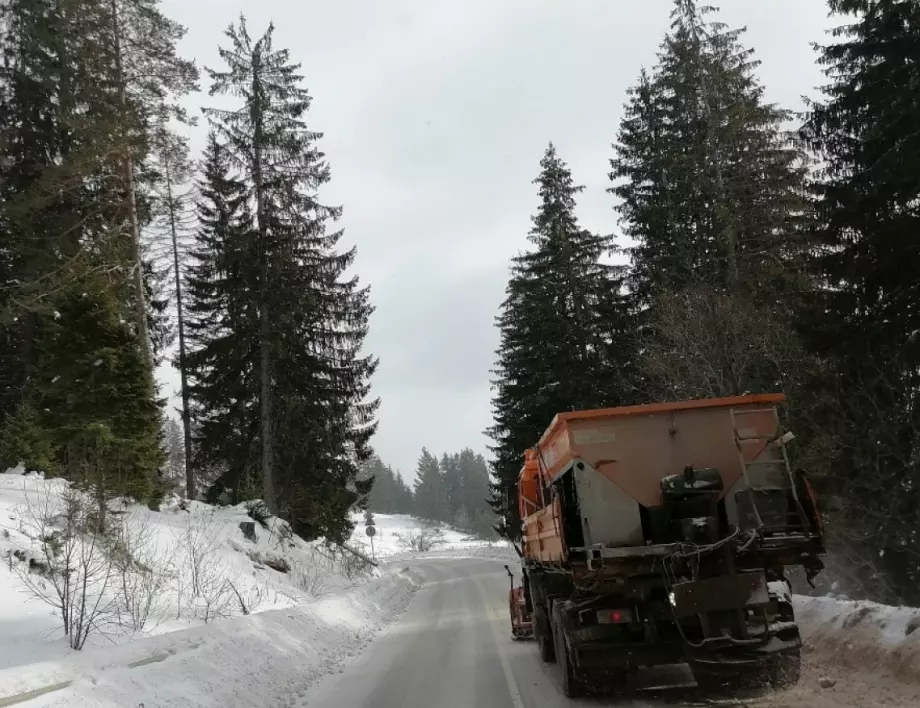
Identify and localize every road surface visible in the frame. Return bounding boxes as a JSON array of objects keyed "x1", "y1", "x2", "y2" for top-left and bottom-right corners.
[
  {"x1": 303, "y1": 557, "x2": 914, "y2": 708},
  {"x1": 304, "y1": 557, "x2": 717, "y2": 708}
]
